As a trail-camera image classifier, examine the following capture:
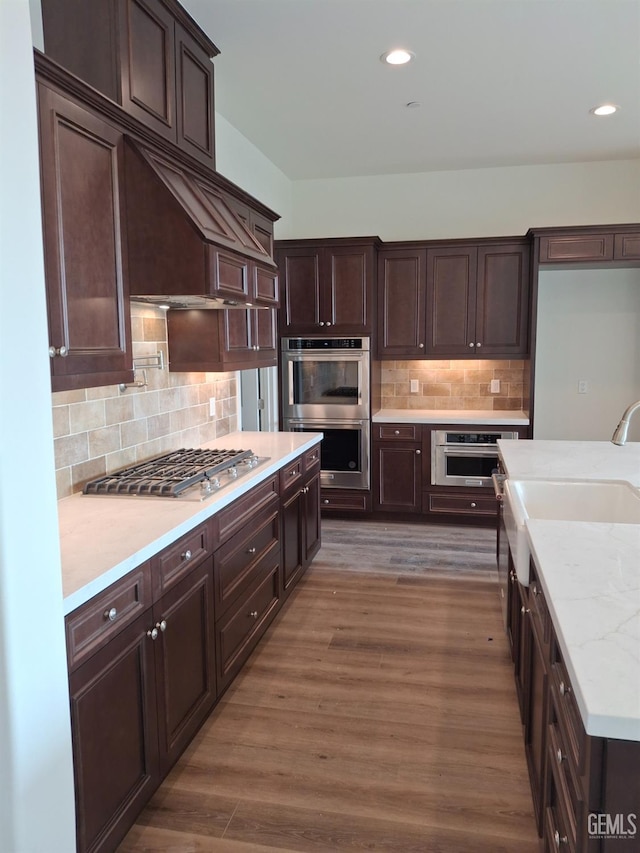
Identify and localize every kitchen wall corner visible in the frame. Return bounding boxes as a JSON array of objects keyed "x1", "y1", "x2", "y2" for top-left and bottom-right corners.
[{"x1": 52, "y1": 304, "x2": 239, "y2": 498}]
